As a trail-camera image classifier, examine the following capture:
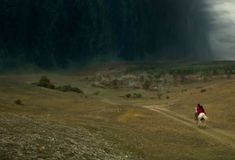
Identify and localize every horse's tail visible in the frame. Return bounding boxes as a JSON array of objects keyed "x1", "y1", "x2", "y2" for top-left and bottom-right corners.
[{"x1": 203, "y1": 114, "x2": 208, "y2": 120}]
